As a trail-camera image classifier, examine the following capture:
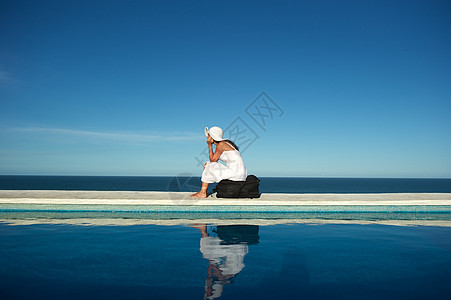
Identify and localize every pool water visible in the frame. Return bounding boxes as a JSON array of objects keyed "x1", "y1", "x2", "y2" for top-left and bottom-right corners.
[{"x1": 0, "y1": 222, "x2": 450, "y2": 299}]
